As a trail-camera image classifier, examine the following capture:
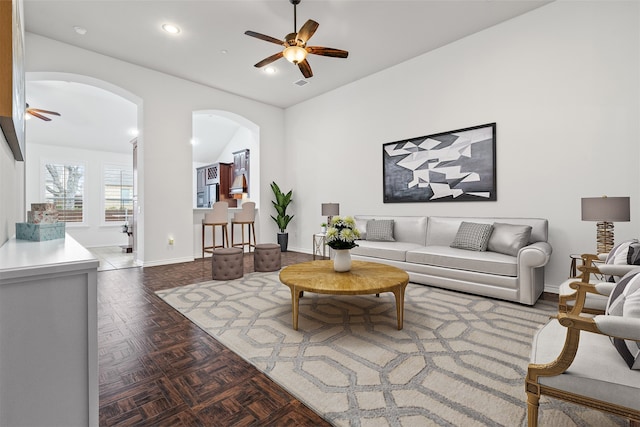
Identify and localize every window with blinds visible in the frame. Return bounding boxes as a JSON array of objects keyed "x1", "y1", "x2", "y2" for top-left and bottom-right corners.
[
  {"x1": 104, "y1": 165, "x2": 133, "y2": 223},
  {"x1": 44, "y1": 163, "x2": 85, "y2": 223}
]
